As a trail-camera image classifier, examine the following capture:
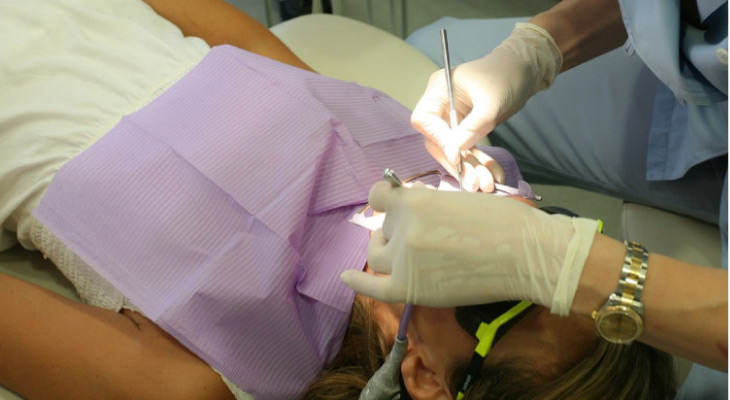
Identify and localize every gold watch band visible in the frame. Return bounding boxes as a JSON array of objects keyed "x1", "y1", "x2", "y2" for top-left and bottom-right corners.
[
  {"x1": 591, "y1": 241, "x2": 649, "y2": 344},
  {"x1": 616, "y1": 241, "x2": 649, "y2": 313}
]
